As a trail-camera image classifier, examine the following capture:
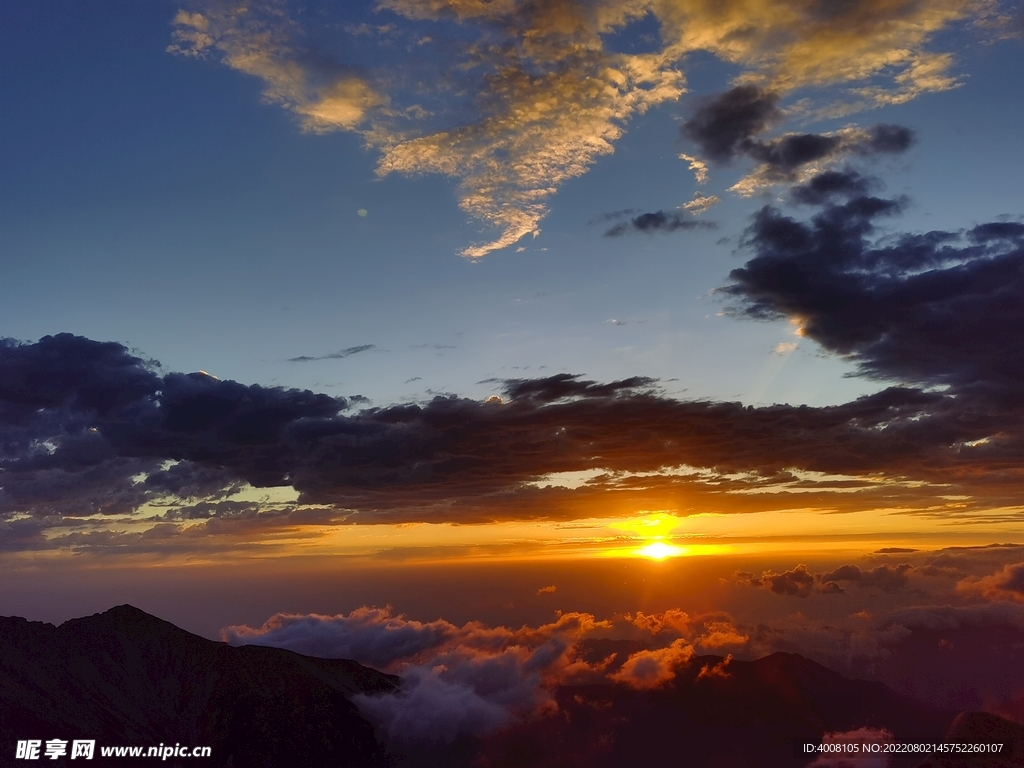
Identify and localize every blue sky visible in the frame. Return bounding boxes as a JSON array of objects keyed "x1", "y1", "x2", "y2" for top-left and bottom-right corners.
[{"x1": 4, "y1": 0, "x2": 1020, "y2": 413}]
